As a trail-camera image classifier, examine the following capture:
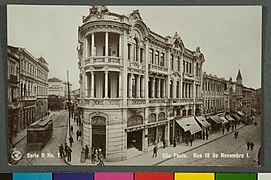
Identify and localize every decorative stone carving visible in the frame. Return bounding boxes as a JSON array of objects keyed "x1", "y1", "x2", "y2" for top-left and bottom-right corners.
[
  {"x1": 89, "y1": 6, "x2": 109, "y2": 19},
  {"x1": 148, "y1": 113, "x2": 156, "y2": 123},
  {"x1": 158, "y1": 112, "x2": 166, "y2": 121},
  {"x1": 91, "y1": 116, "x2": 106, "y2": 126},
  {"x1": 127, "y1": 115, "x2": 143, "y2": 127}
]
